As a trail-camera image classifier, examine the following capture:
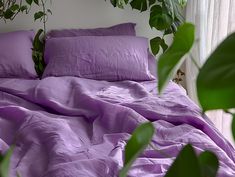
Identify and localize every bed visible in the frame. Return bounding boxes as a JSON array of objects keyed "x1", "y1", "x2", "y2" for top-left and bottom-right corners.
[
  {"x1": 0, "y1": 77, "x2": 235, "y2": 177},
  {"x1": 0, "y1": 24, "x2": 235, "y2": 177}
]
